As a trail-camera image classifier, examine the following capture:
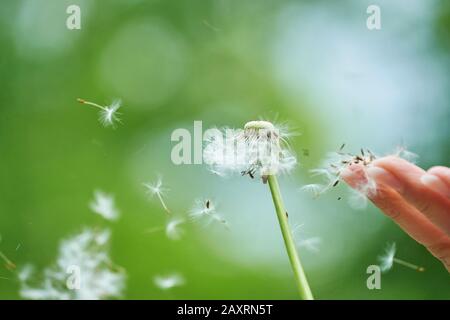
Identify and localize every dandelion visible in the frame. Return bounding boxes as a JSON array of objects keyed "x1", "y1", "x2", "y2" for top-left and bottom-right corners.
[
  {"x1": 378, "y1": 242, "x2": 425, "y2": 273},
  {"x1": 143, "y1": 176, "x2": 171, "y2": 215},
  {"x1": 154, "y1": 273, "x2": 185, "y2": 290},
  {"x1": 204, "y1": 120, "x2": 313, "y2": 300},
  {"x1": 203, "y1": 121, "x2": 297, "y2": 180},
  {"x1": 89, "y1": 190, "x2": 120, "y2": 221},
  {"x1": 189, "y1": 198, "x2": 228, "y2": 228},
  {"x1": 18, "y1": 228, "x2": 126, "y2": 300},
  {"x1": 77, "y1": 98, "x2": 122, "y2": 128}
]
